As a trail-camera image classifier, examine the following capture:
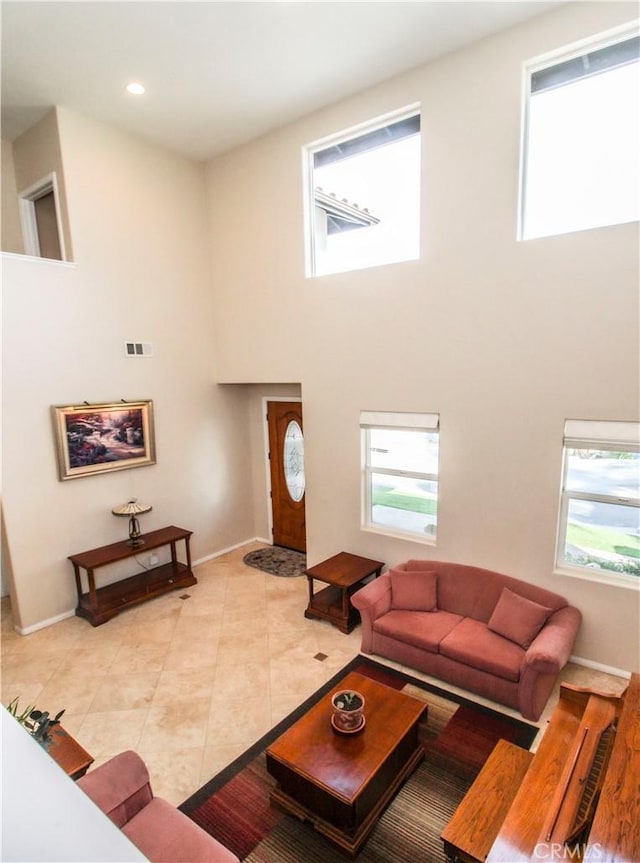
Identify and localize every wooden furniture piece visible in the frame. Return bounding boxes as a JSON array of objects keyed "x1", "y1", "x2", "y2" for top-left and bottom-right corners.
[
  {"x1": 583, "y1": 672, "x2": 639, "y2": 863},
  {"x1": 266, "y1": 670, "x2": 427, "y2": 857},
  {"x1": 69, "y1": 525, "x2": 196, "y2": 626},
  {"x1": 441, "y1": 739, "x2": 534, "y2": 863},
  {"x1": 442, "y1": 673, "x2": 638, "y2": 863},
  {"x1": 304, "y1": 552, "x2": 384, "y2": 633},
  {"x1": 47, "y1": 725, "x2": 94, "y2": 780}
]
